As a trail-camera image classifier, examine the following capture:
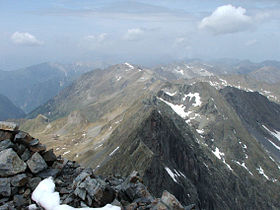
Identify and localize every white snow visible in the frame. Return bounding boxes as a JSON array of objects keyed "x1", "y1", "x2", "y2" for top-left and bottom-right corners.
[
  {"x1": 196, "y1": 129, "x2": 204, "y2": 134},
  {"x1": 31, "y1": 177, "x2": 120, "y2": 210},
  {"x1": 262, "y1": 125, "x2": 280, "y2": 142},
  {"x1": 257, "y1": 166, "x2": 269, "y2": 180},
  {"x1": 158, "y1": 98, "x2": 189, "y2": 118},
  {"x1": 184, "y1": 92, "x2": 202, "y2": 107},
  {"x1": 234, "y1": 161, "x2": 253, "y2": 176},
  {"x1": 95, "y1": 144, "x2": 103, "y2": 150},
  {"x1": 212, "y1": 147, "x2": 233, "y2": 171},
  {"x1": 62, "y1": 151, "x2": 70, "y2": 156},
  {"x1": 109, "y1": 146, "x2": 120, "y2": 156},
  {"x1": 164, "y1": 91, "x2": 177, "y2": 96},
  {"x1": 266, "y1": 137, "x2": 280, "y2": 151},
  {"x1": 212, "y1": 147, "x2": 224, "y2": 160},
  {"x1": 165, "y1": 167, "x2": 178, "y2": 183},
  {"x1": 116, "y1": 76, "x2": 122, "y2": 81},
  {"x1": 175, "y1": 69, "x2": 184, "y2": 75},
  {"x1": 124, "y1": 62, "x2": 134, "y2": 70}
]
